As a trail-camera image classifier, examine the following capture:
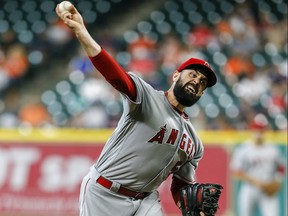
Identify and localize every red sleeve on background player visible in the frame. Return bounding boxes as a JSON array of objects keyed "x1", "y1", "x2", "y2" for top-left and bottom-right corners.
[
  {"x1": 171, "y1": 175, "x2": 190, "y2": 206},
  {"x1": 277, "y1": 165, "x2": 285, "y2": 174},
  {"x1": 89, "y1": 49, "x2": 137, "y2": 101}
]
